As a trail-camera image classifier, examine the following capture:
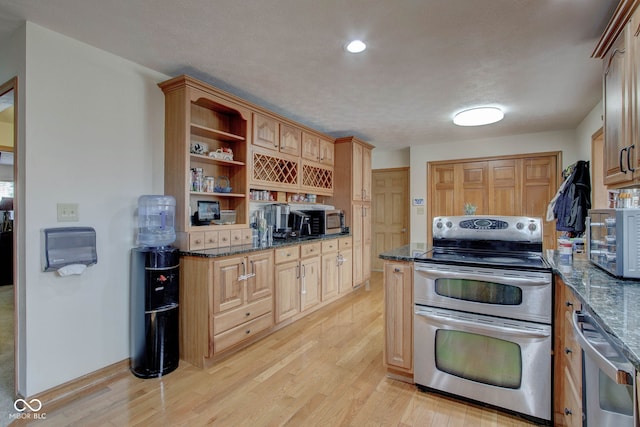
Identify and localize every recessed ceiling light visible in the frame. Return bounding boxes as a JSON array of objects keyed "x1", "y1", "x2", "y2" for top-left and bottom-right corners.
[
  {"x1": 346, "y1": 40, "x2": 367, "y2": 53},
  {"x1": 453, "y1": 107, "x2": 504, "y2": 126}
]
